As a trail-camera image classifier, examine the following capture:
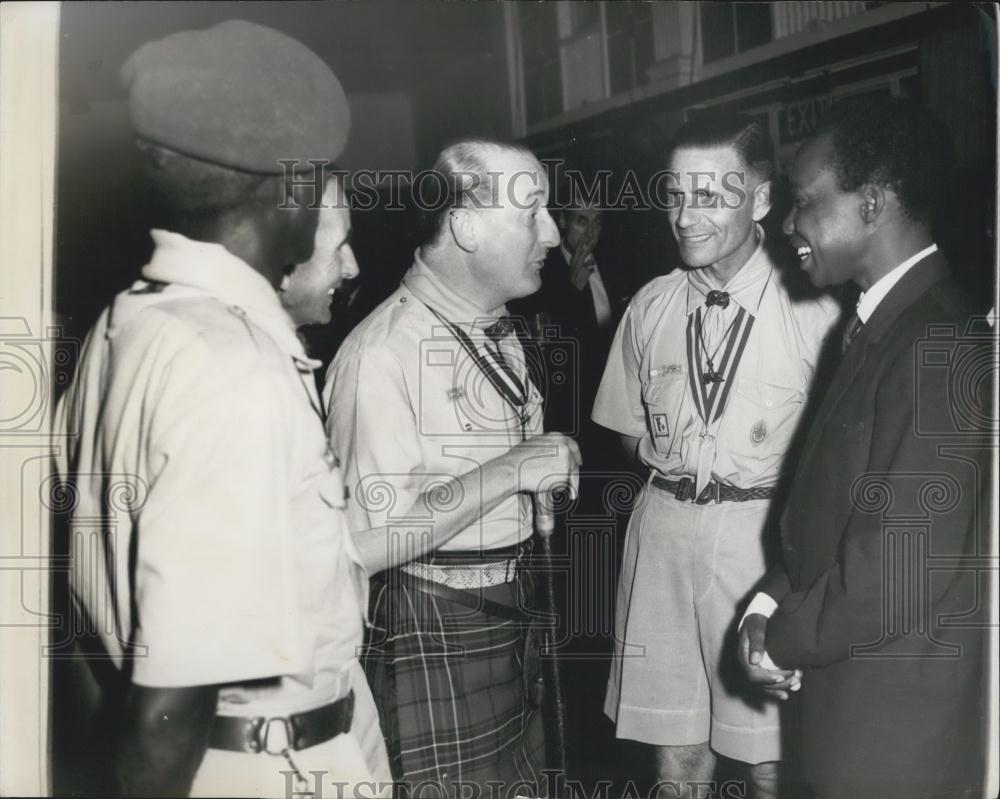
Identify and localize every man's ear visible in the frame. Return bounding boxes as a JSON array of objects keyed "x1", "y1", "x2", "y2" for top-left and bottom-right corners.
[
  {"x1": 449, "y1": 208, "x2": 478, "y2": 253},
  {"x1": 860, "y1": 183, "x2": 885, "y2": 224},
  {"x1": 750, "y1": 180, "x2": 773, "y2": 222}
]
